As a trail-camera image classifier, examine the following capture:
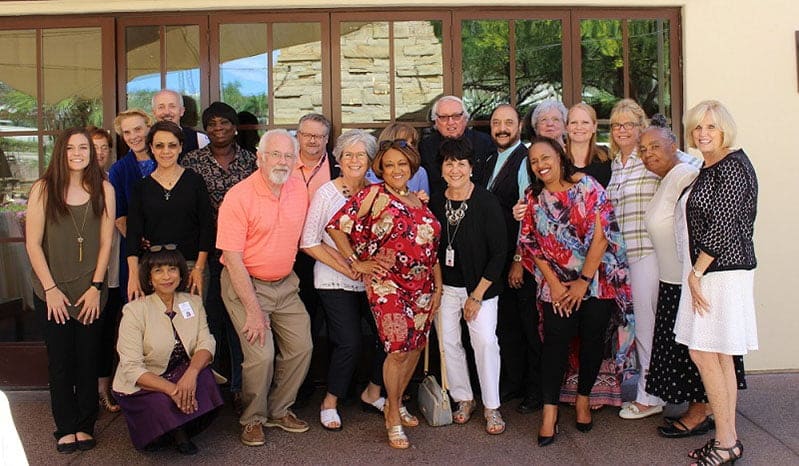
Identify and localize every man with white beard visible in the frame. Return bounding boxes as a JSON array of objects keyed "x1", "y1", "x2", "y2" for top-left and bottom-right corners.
[{"x1": 216, "y1": 129, "x2": 312, "y2": 447}]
